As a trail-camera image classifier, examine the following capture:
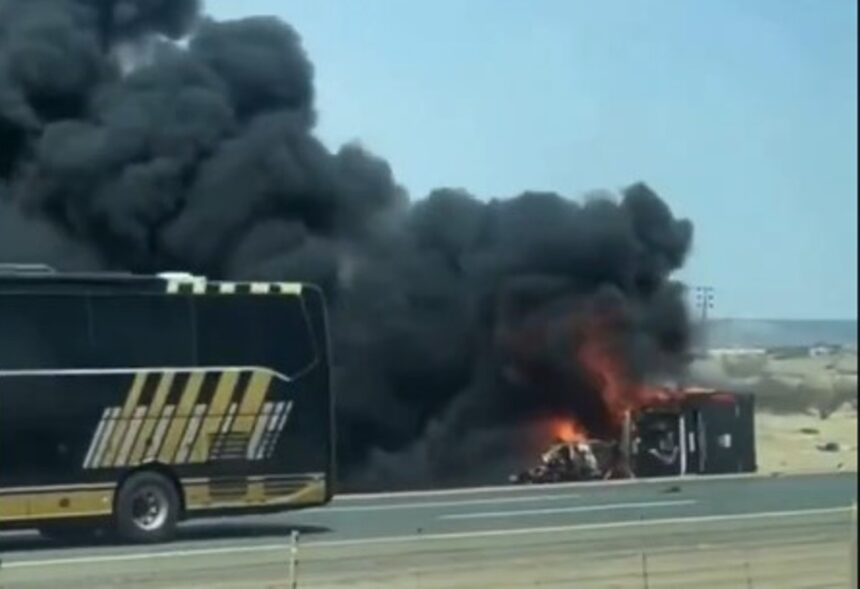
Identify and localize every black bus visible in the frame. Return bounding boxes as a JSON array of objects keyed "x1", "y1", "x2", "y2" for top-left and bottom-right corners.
[{"x1": 0, "y1": 266, "x2": 334, "y2": 542}]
